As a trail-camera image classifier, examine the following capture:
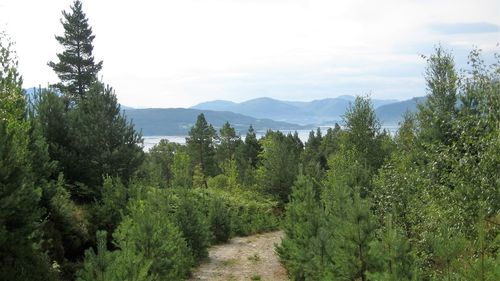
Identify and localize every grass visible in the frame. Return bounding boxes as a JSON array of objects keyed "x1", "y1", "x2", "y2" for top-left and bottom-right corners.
[
  {"x1": 221, "y1": 258, "x2": 238, "y2": 267},
  {"x1": 247, "y1": 253, "x2": 261, "y2": 262},
  {"x1": 250, "y1": 274, "x2": 262, "y2": 280}
]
